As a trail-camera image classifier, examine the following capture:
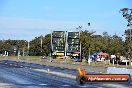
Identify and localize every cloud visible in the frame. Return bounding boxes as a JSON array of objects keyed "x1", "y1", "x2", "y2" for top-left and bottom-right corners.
[
  {"x1": 0, "y1": 16, "x2": 83, "y2": 29},
  {"x1": 0, "y1": 16, "x2": 125, "y2": 40},
  {"x1": 0, "y1": 16, "x2": 86, "y2": 40}
]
